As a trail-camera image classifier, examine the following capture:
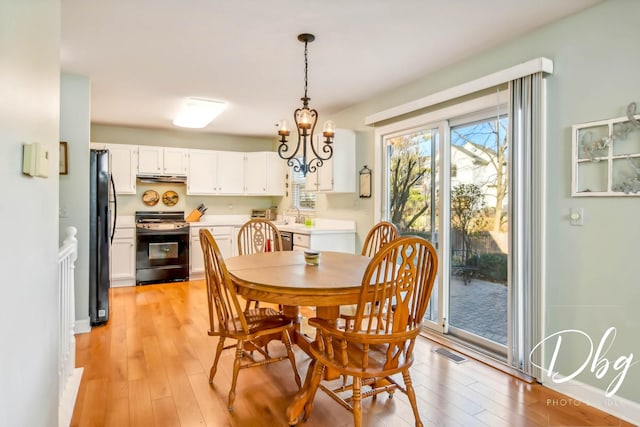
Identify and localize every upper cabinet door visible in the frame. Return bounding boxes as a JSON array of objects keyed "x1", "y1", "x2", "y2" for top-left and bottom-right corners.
[
  {"x1": 163, "y1": 147, "x2": 188, "y2": 175},
  {"x1": 106, "y1": 144, "x2": 138, "y2": 194},
  {"x1": 137, "y1": 146, "x2": 163, "y2": 174},
  {"x1": 216, "y1": 151, "x2": 245, "y2": 194},
  {"x1": 266, "y1": 152, "x2": 285, "y2": 196},
  {"x1": 244, "y1": 152, "x2": 268, "y2": 194},
  {"x1": 309, "y1": 129, "x2": 356, "y2": 193},
  {"x1": 187, "y1": 149, "x2": 217, "y2": 195}
]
